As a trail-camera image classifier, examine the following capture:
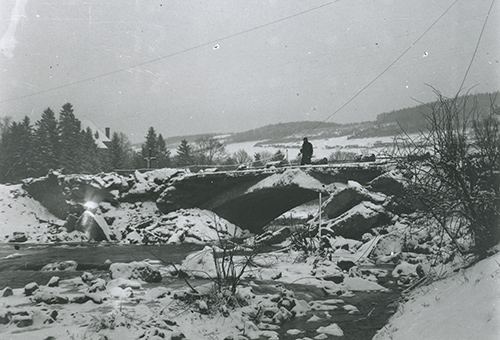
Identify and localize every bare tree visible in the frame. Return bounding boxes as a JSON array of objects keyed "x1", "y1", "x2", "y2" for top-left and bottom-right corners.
[
  {"x1": 395, "y1": 90, "x2": 499, "y2": 255},
  {"x1": 195, "y1": 136, "x2": 226, "y2": 164},
  {"x1": 232, "y1": 149, "x2": 252, "y2": 164}
]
